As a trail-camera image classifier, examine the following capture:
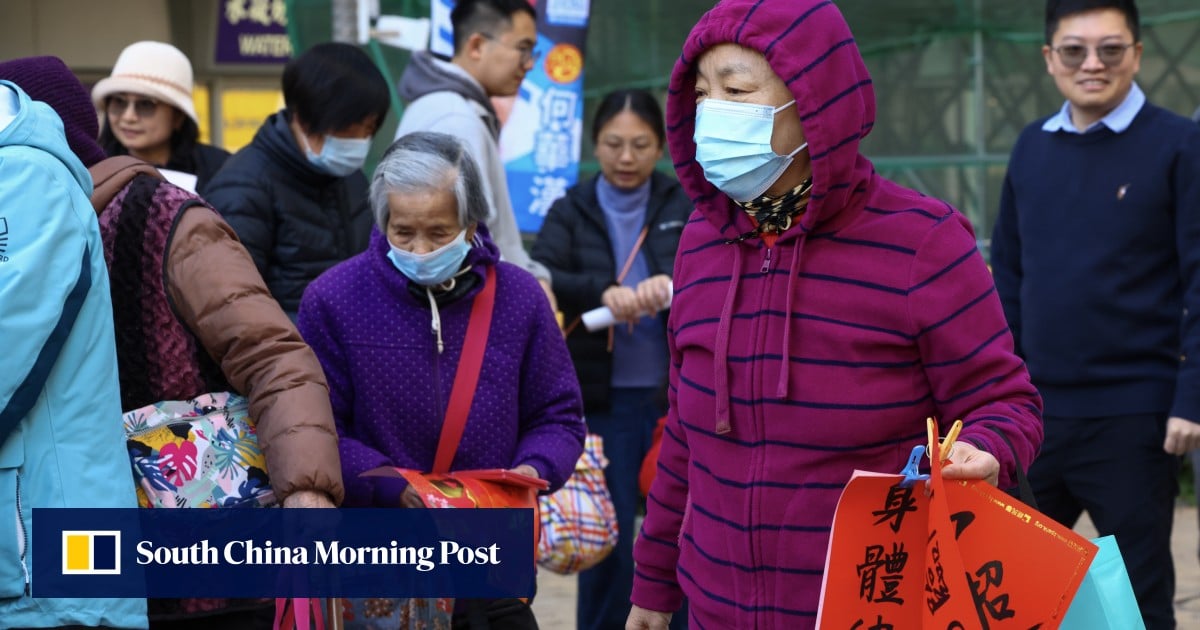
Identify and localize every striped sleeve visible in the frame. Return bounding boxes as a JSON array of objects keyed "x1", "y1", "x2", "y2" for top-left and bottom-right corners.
[{"x1": 908, "y1": 213, "x2": 1043, "y2": 487}]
